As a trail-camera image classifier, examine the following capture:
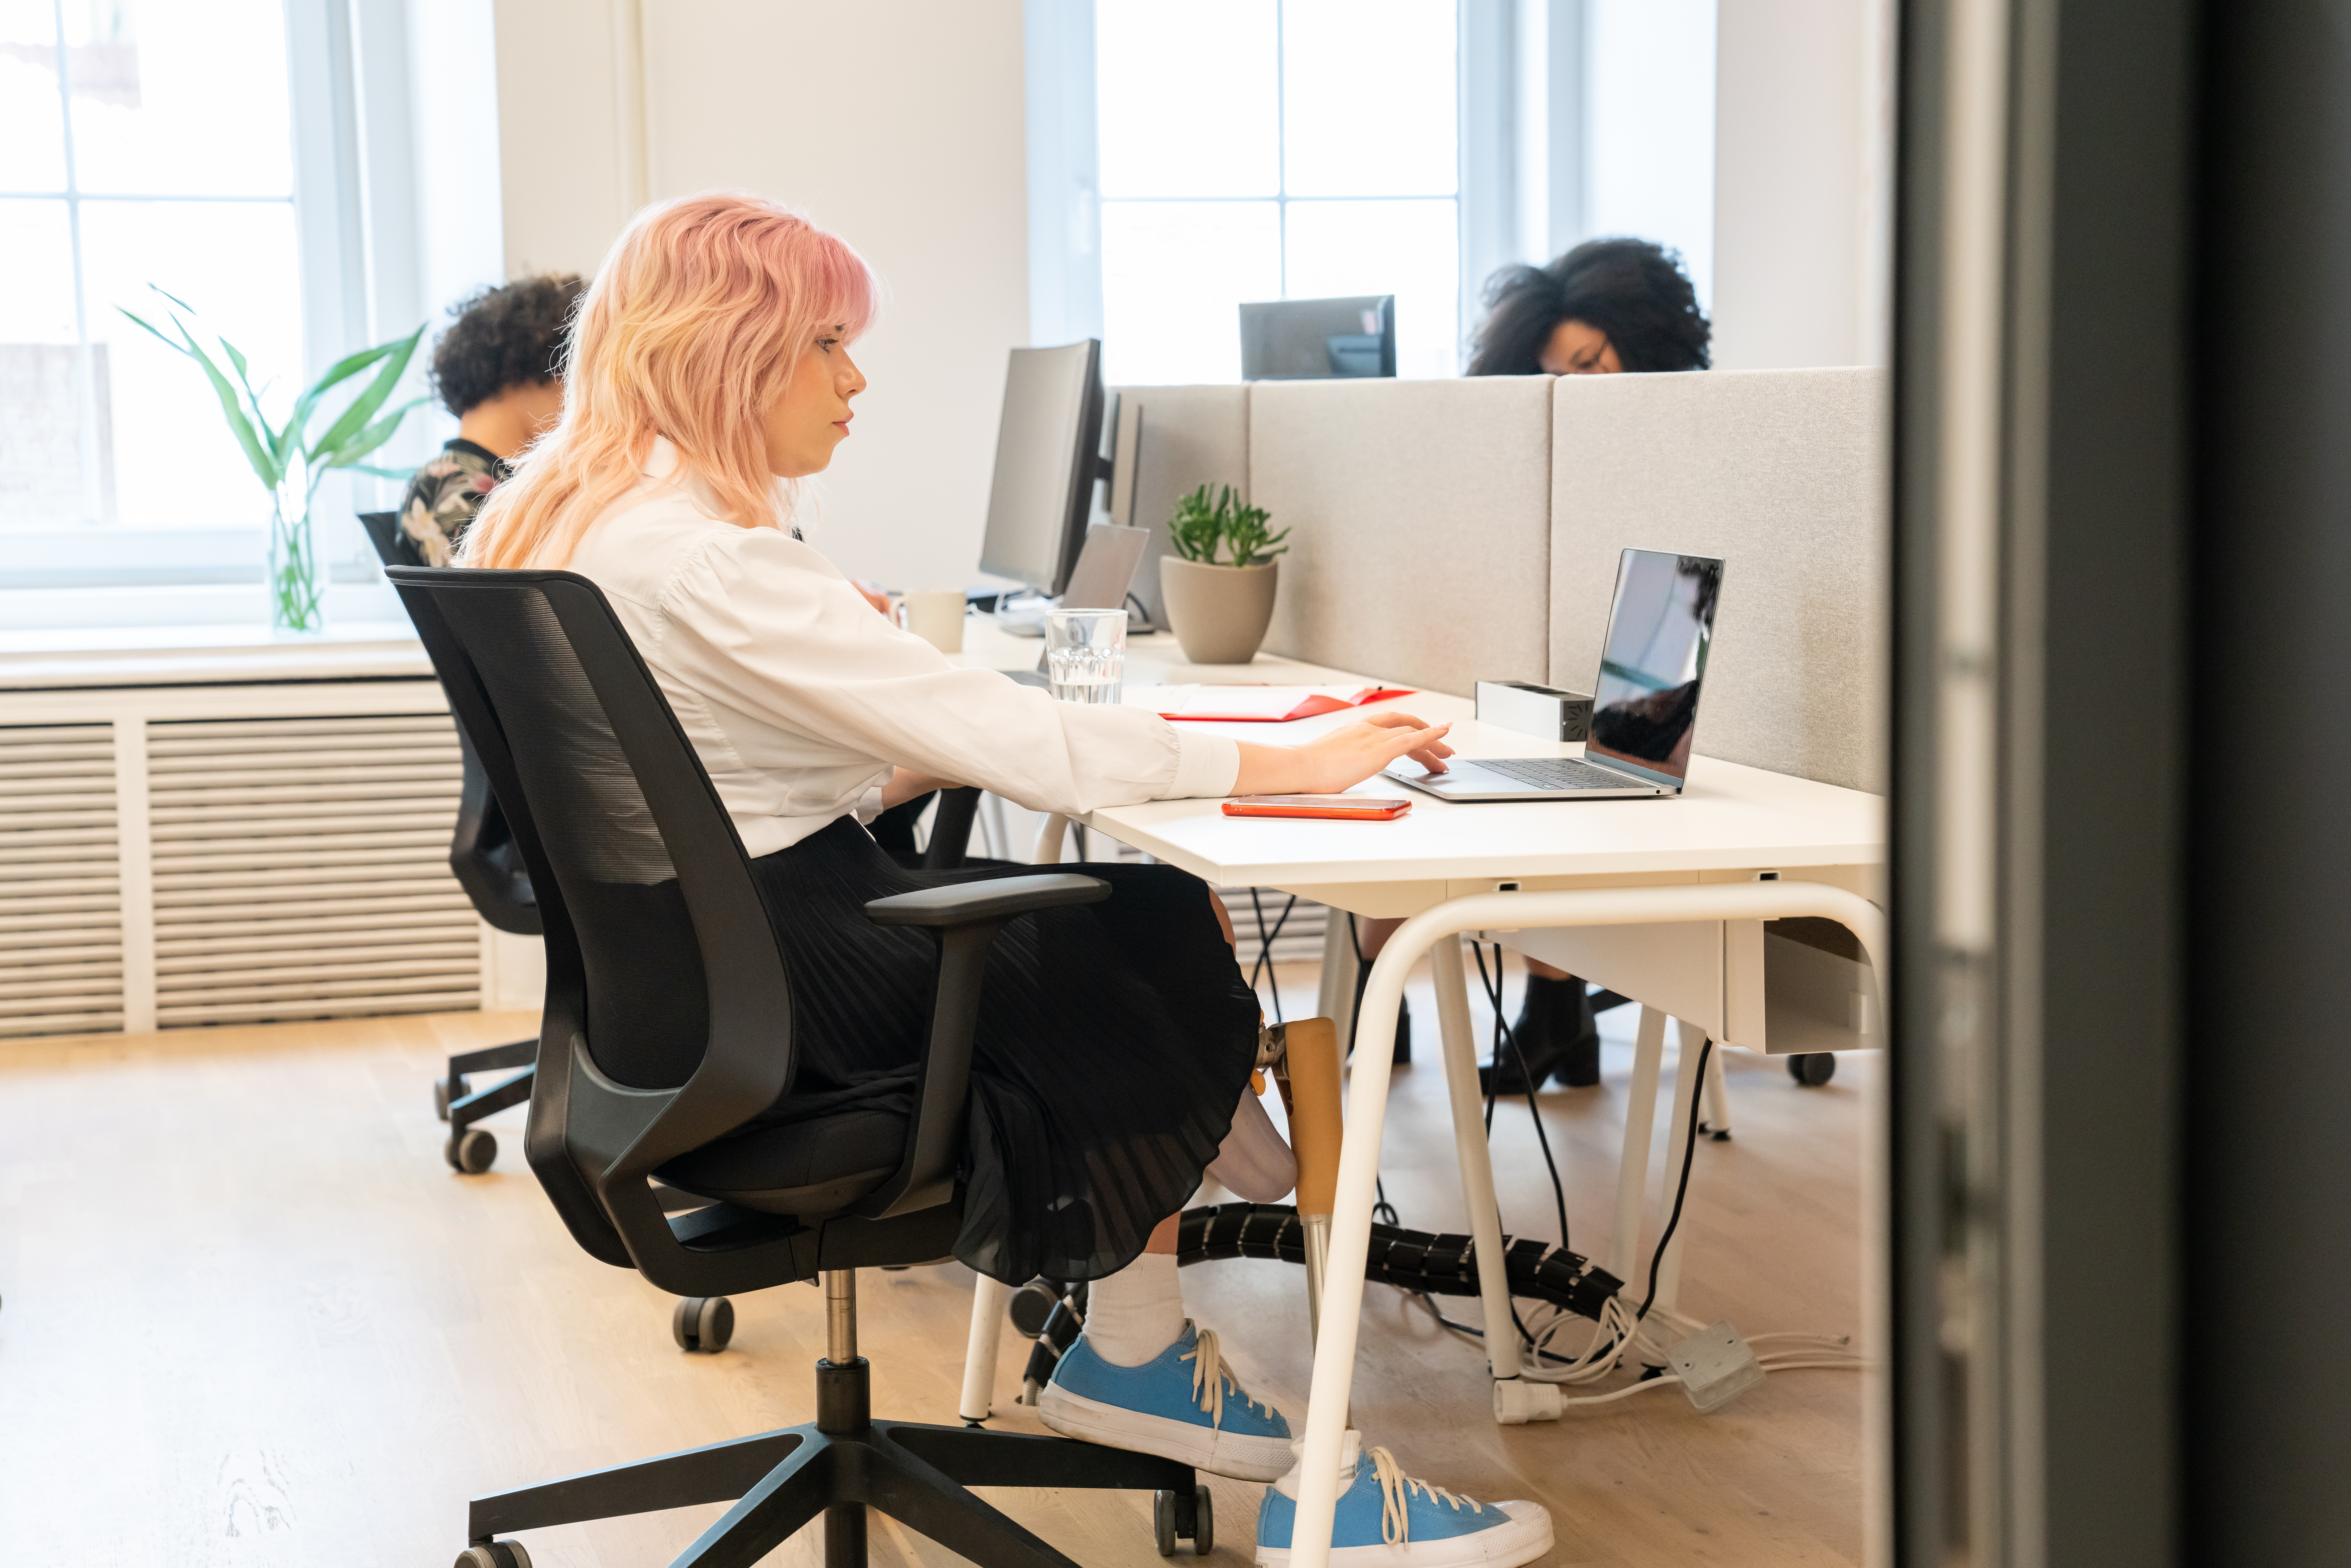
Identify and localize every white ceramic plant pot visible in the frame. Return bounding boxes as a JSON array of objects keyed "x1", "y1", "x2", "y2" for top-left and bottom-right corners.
[{"x1": 1159, "y1": 557, "x2": 1279, "y2": 666}]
